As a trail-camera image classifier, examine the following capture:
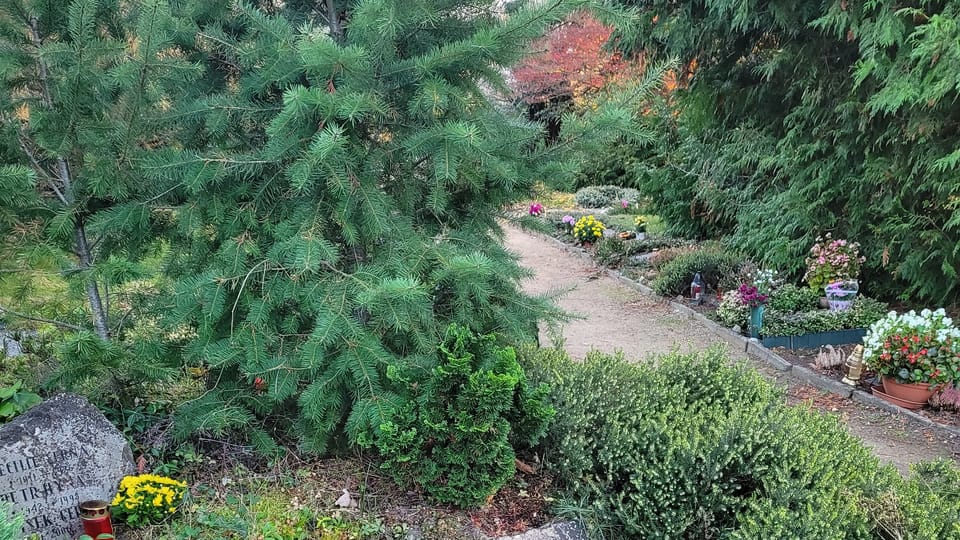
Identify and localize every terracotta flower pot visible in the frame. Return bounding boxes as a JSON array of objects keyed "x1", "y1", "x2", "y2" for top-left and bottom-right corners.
[
  {"x1": 871, "y1": 385, "x2": 927, "y2": 410},
  {"x1": 881, "y1": 377, "x2": 938, "y2": 405}
]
